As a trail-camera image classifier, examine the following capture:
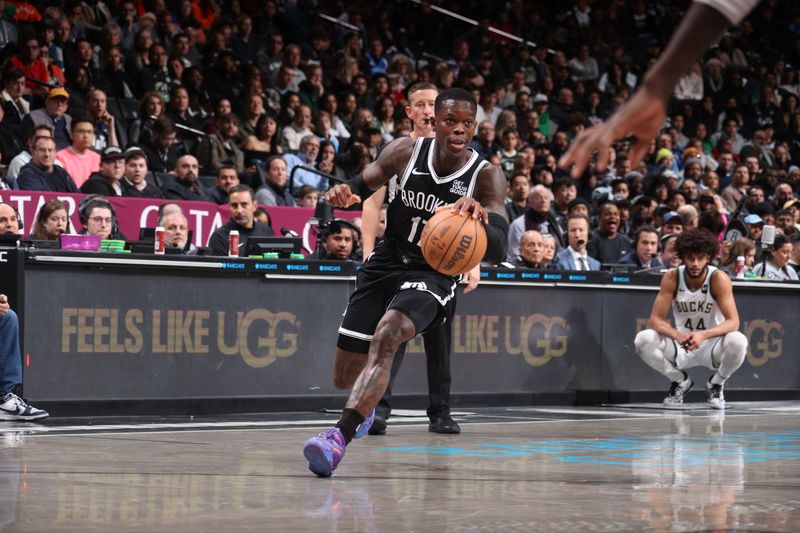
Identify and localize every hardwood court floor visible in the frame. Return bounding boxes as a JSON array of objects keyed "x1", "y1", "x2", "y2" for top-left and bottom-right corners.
[{"x1": 1, "y1": 403, "x2": 799, "y2": 532}]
